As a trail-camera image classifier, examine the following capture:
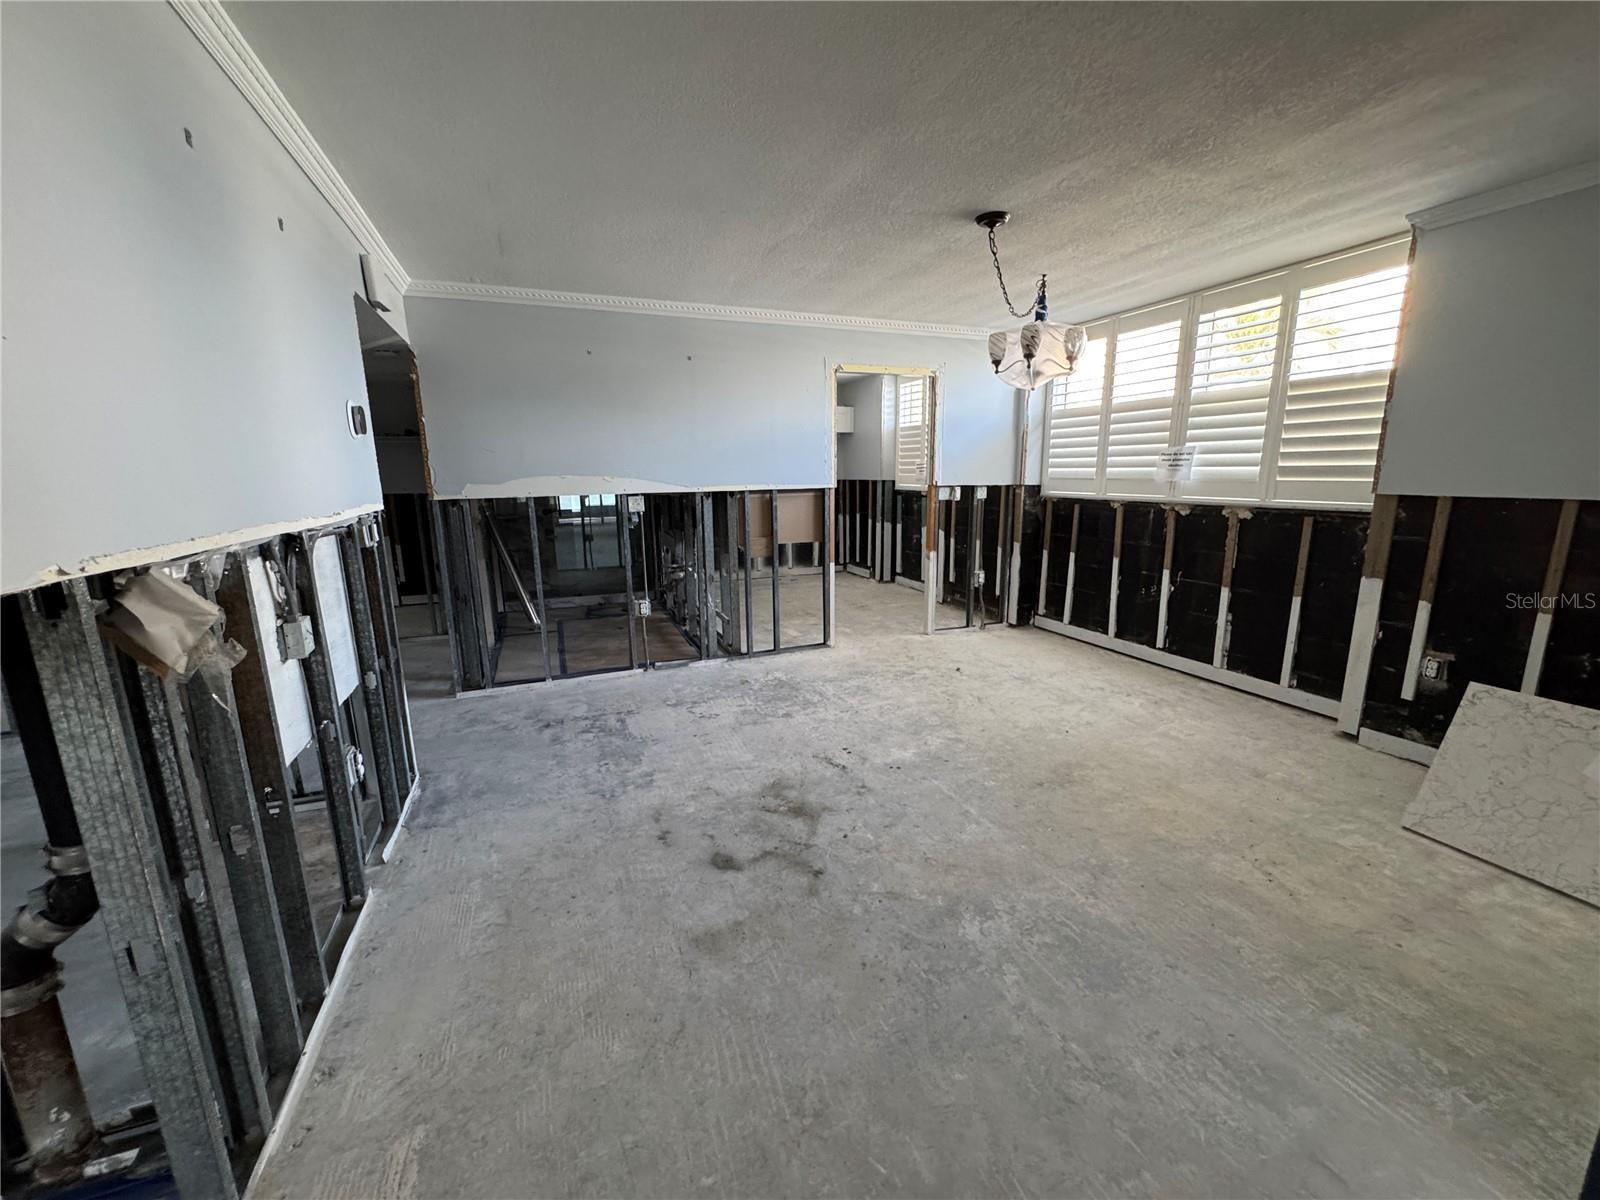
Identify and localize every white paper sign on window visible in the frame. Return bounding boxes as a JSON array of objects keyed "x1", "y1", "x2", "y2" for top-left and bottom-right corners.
[{"x1": 1156, "y1": 444, "x2": 1197, "y2": 482}]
